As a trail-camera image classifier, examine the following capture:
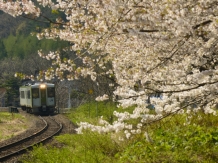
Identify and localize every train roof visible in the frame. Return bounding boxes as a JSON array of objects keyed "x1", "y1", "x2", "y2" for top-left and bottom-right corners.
[{"x1": 20, "y1": 82, "x2": 55, "y2": 88}]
